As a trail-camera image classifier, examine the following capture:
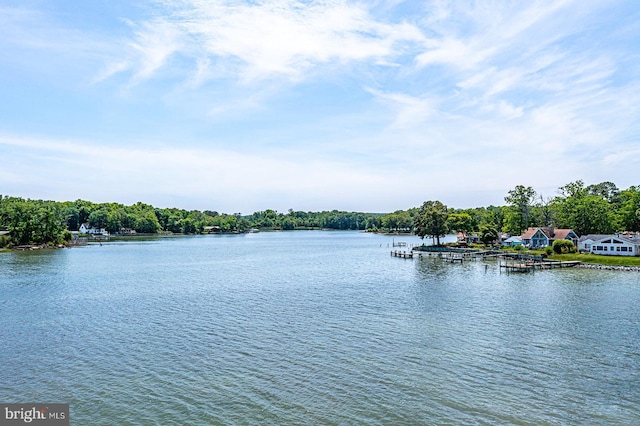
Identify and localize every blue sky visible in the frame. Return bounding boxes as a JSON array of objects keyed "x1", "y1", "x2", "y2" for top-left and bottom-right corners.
[{"x1": 1, "y1": 0, "x2": 638, "y2": 213}]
